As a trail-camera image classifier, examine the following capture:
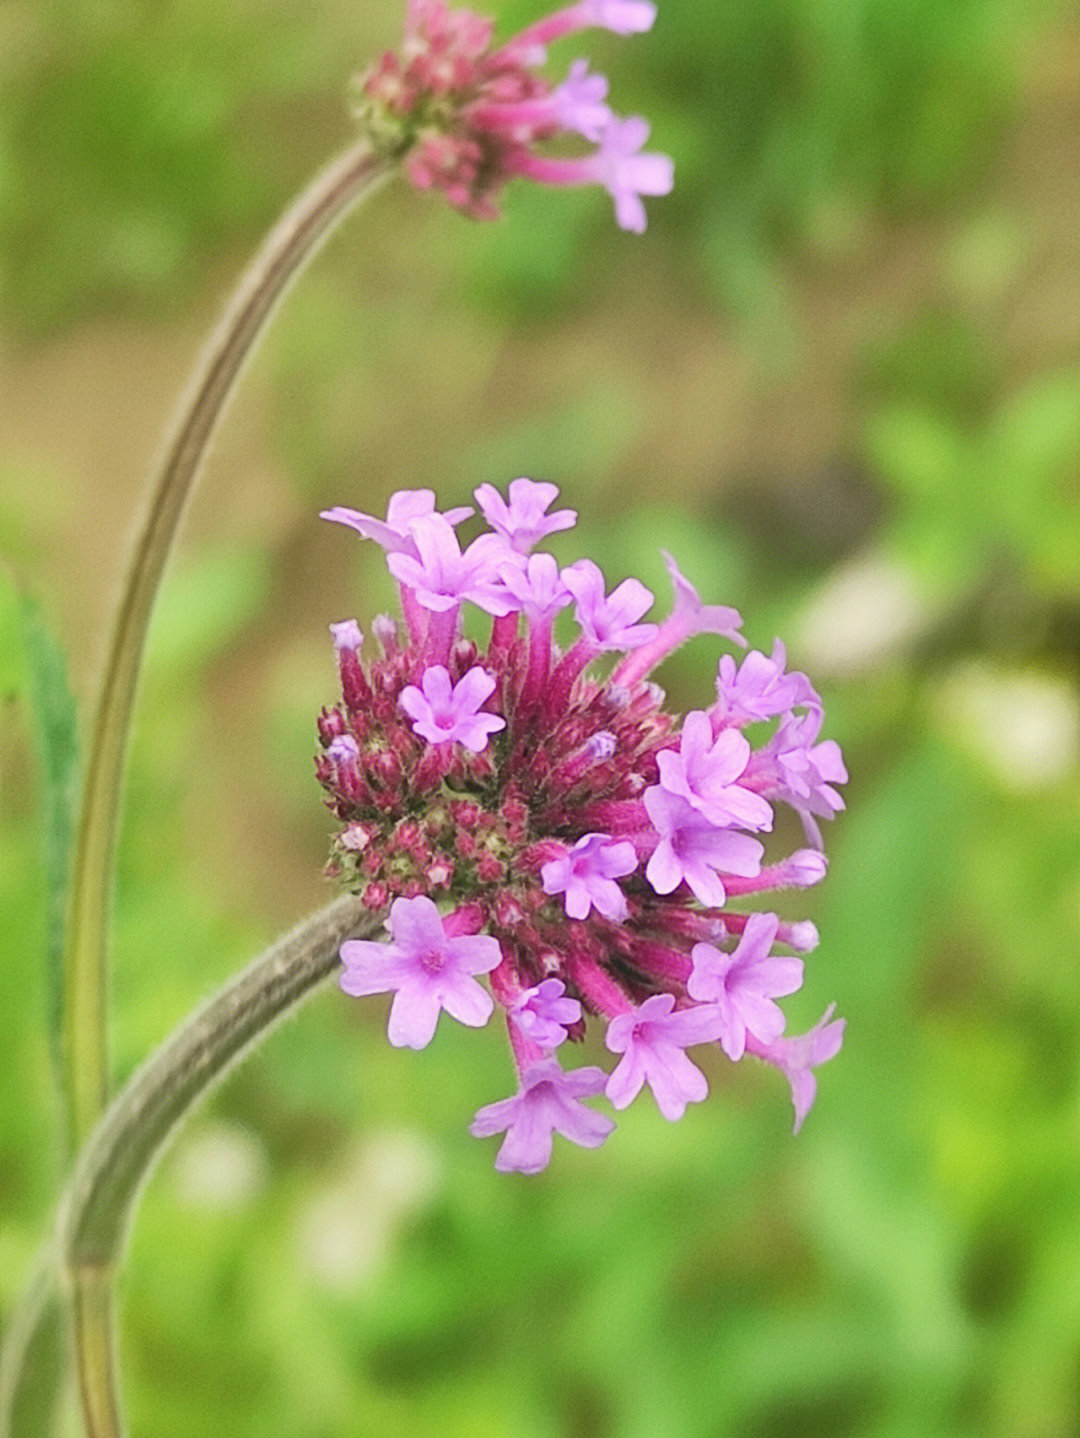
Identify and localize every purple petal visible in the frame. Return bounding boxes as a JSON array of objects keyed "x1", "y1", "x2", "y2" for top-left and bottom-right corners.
[
  {"x1": 386, "y1": 984, "x2": 442, "y2": 1049},
  {"x1": 439, "y1": 977, "x2": 496, "y2": 1028}
]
